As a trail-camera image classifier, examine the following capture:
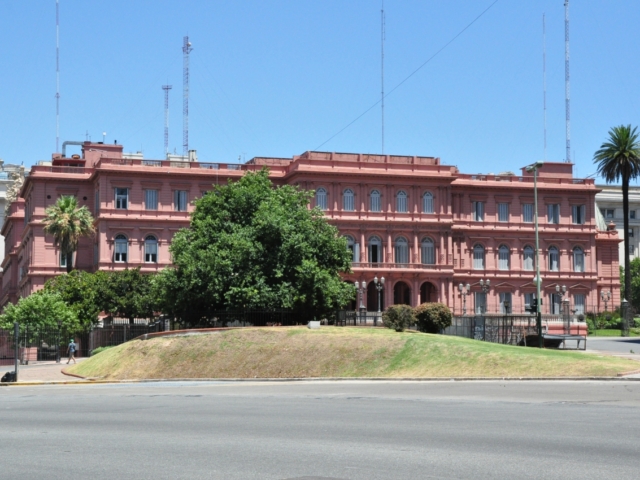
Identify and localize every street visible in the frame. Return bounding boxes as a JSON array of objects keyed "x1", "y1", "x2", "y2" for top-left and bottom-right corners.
[{"x1": 1, "y1": 380, "x2": 639, "y2": 479}]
